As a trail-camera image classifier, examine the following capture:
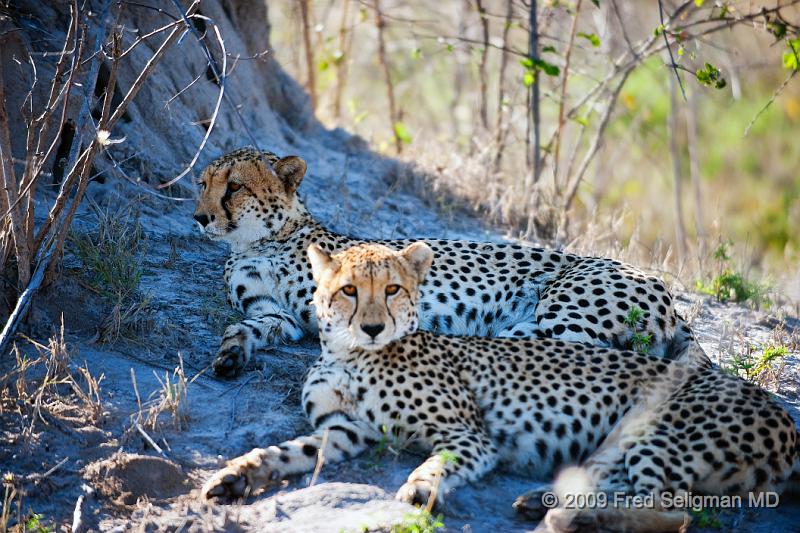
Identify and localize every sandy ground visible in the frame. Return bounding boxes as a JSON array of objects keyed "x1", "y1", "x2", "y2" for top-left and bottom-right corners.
[{"x1": 2, "y1": 159, "x2": 798, "y2": 533}]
